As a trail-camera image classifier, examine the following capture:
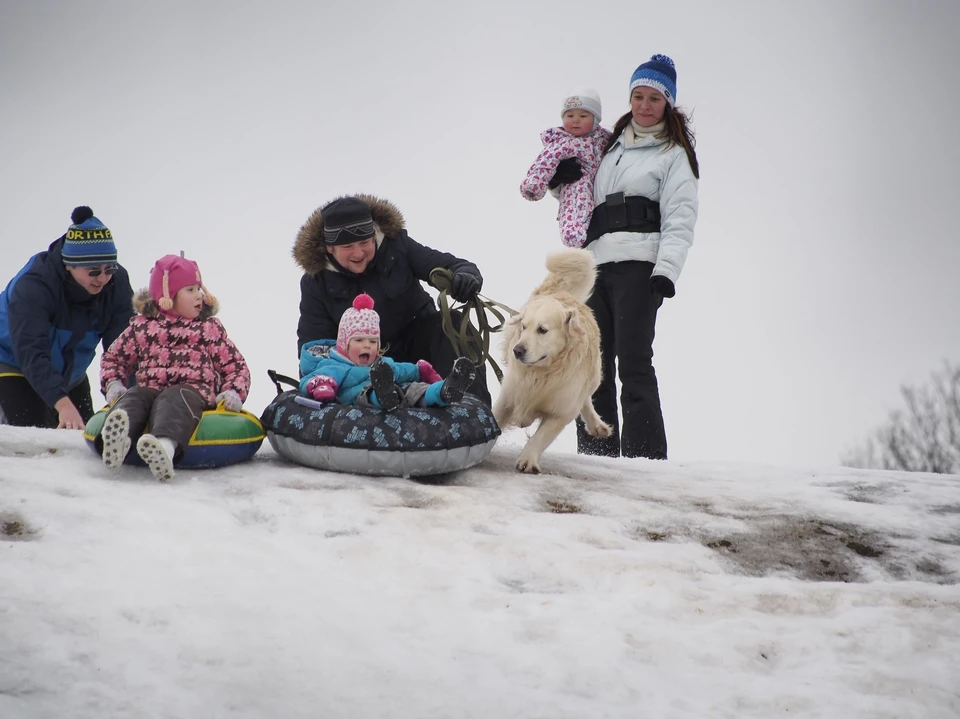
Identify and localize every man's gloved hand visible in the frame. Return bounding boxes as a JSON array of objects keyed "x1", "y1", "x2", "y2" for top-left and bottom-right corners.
[
  {"x1": 305, "y1": 375, "x2": 337, "y2": 402},
  {"x1": 450, "y1": 272, "x2": 482, "y2": 302},
  {"x1": 416, "y1": 359, "x2": 443, "y2": 384},
  {"x1": 105, "y1": 380, "x2": 127, "y2": 405},
  {"x1": 547, "y1": 158, "x2": 583, "y2": 190},
  {"x1": 650, "y1": 276, "x2": 676, "y2": 299},
  {"x1": 215, "y1": 389, "x2": 243, "y2": 412}
]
